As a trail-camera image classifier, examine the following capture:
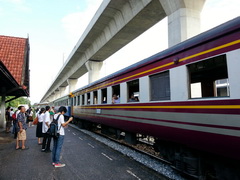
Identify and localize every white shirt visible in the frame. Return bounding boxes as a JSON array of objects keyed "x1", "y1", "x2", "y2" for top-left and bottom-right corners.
[
  {"x1": 29, "y1": 111, "x2": 33, "y2": 116},
  {"x1": 54, "y1": 114, "x2": 65, "y2": 136},
  {"x1": 10, "y1": 111, "x2": 14, "y2": 117},
  {"x1": 38, "y1": 113, "x2": 45, "y2": 123},
  {"x1": 42, "y1": 111, "x2": 51, "y2": 133}
]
